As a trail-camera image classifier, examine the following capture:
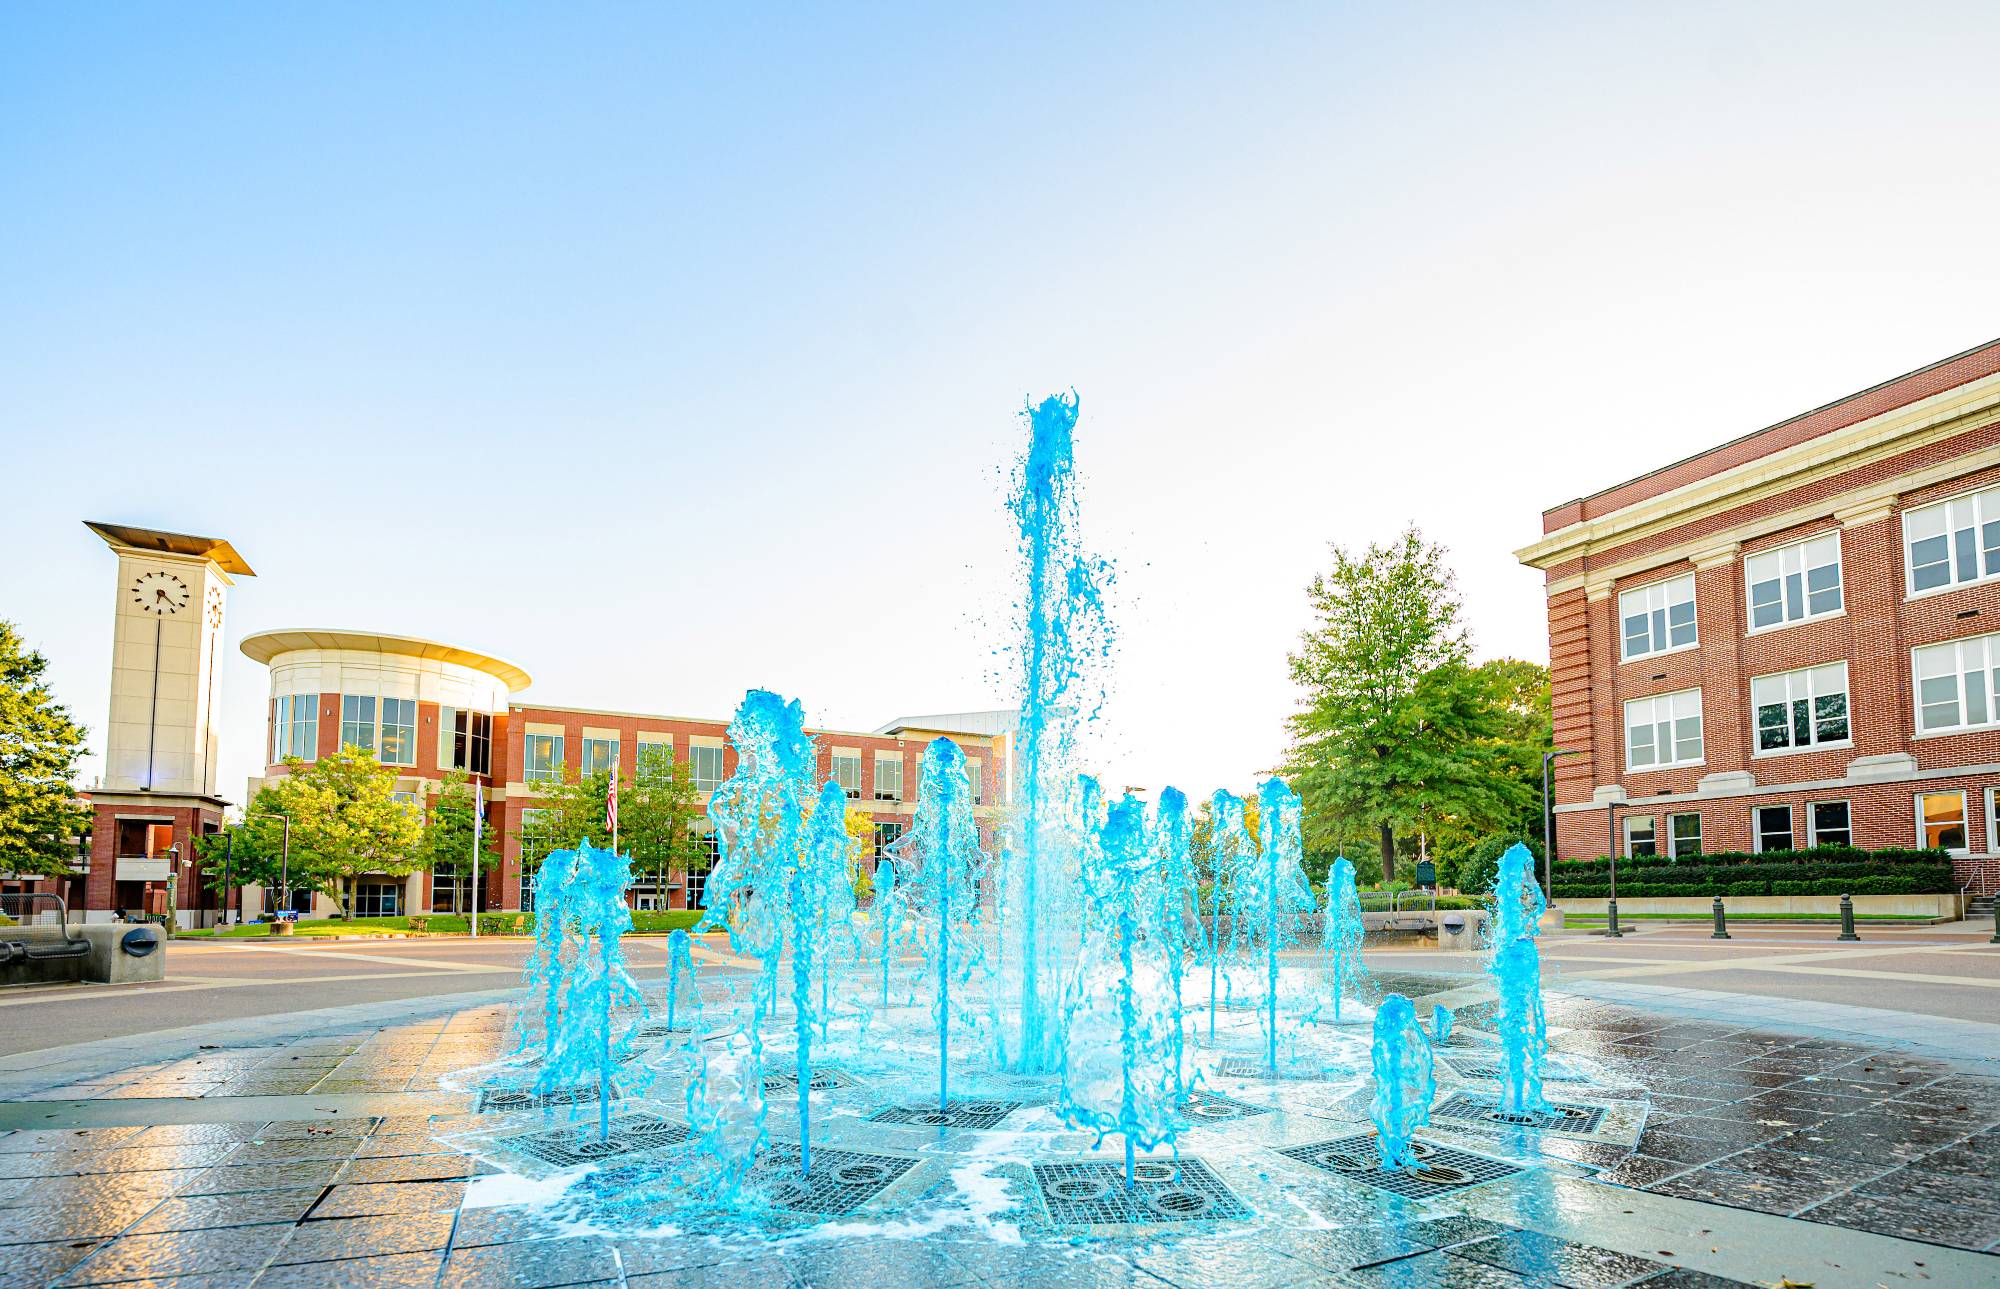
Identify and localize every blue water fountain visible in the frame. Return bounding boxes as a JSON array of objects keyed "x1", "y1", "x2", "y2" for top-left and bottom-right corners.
[
  {"x1": 1488, "y1": 842, "x2": 1551, "y2": 1116},
  {"x1": 885, "y1": 736, "x2": 989, "y2": 1112},
  {"x1": 1152, "y1": 786, "x2": 1195, "y2": 1094},
  {"x1": 663, "y1": 927, "x2": 698, "y2": 1035},
  {"x1": 1369, "y1": 992, "x2": 1437, "y2": 1170},
  {"x1": 1001, "y1": 392, "x2": 1112, "y2": 1074},
  {"x1": 527, "y1": 840, "x2": 650, "y2": 1139},
  {"x1": 1061, "y1": 791, "x2": 1180, "y2": 1189},
  {"x1": 1201, "y1": 789, "x2": 1252, "y2": 1042},
  {"x1": 1241, "y1": 778, "x2": 1315, "y2": 1073},
  {"x1": 1317, "y1": 854, "x2": 1369, "y2": 1023}
]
